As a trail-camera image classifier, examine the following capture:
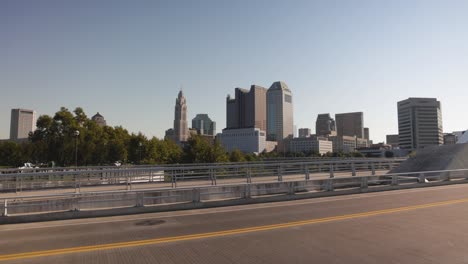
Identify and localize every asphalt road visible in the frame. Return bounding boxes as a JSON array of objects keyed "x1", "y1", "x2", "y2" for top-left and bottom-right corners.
[{"x1": 2, "y1": 183, "x2": 468, "y2": 263}]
